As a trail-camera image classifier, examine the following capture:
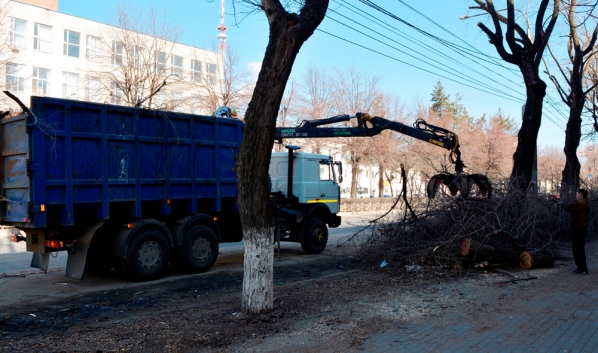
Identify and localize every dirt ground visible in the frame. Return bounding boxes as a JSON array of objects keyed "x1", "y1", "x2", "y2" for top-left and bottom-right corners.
[{"x1": 0, "y1": 233, "x2": 578, "y2": 353}]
